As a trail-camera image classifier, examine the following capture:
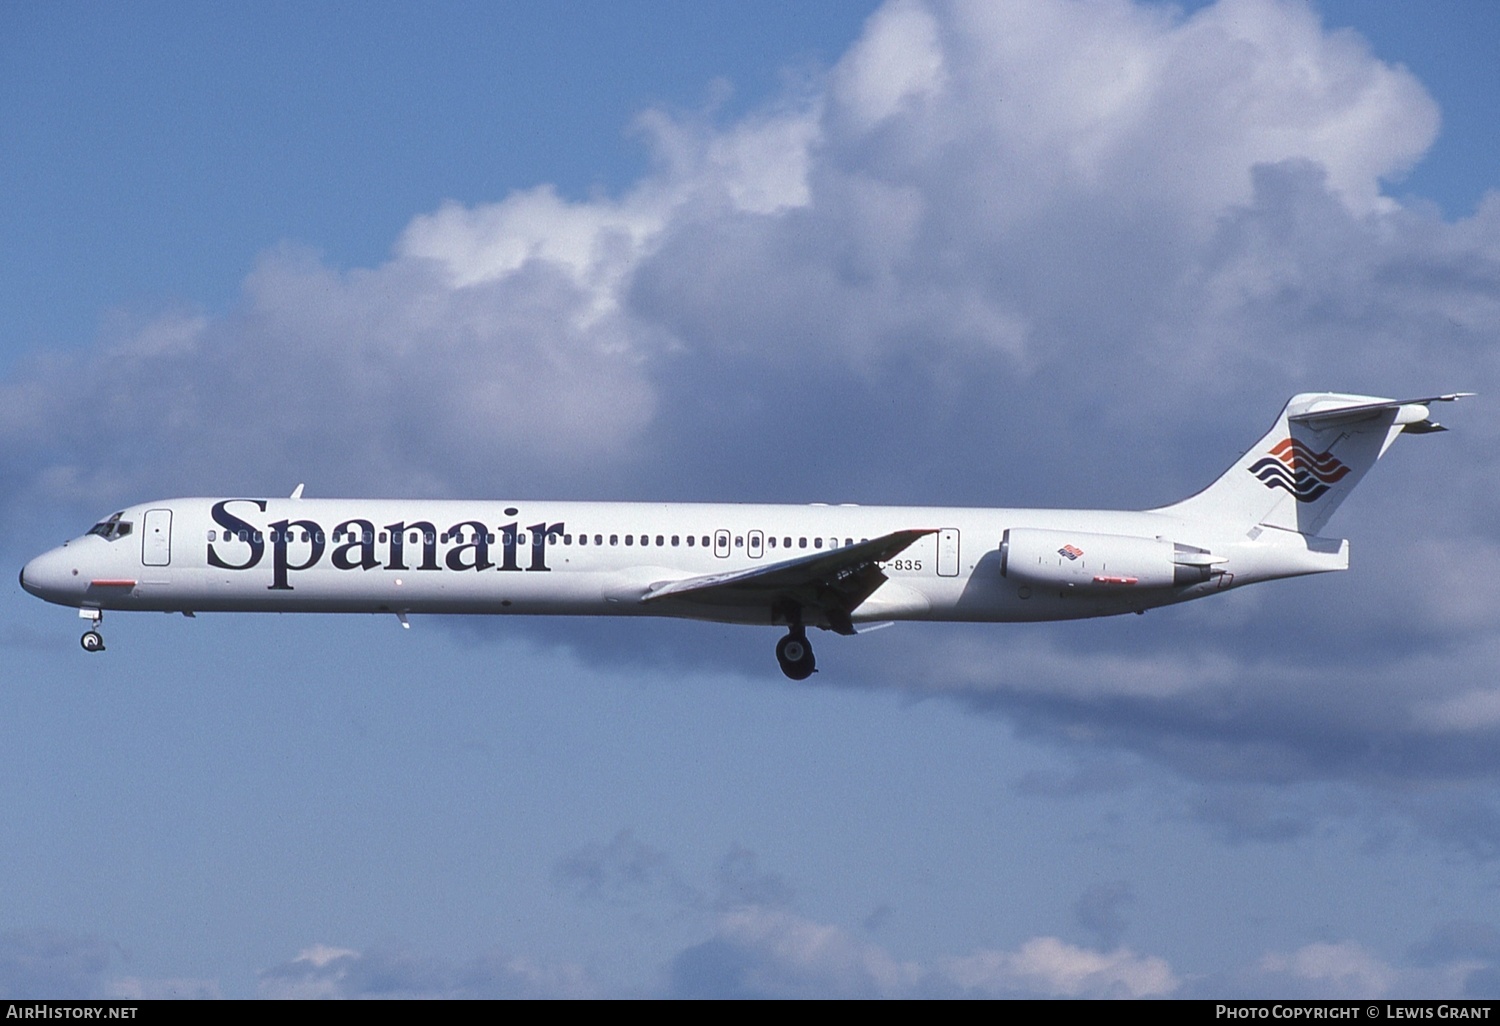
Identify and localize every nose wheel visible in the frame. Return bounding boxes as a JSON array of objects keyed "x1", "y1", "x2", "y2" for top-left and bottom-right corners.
[
  {"x1": 79, "y1": 609, "x2": 105, "y2": 652},
  {"x1": 775, "y1": 629, "x2": 816, "y2": 680}
]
